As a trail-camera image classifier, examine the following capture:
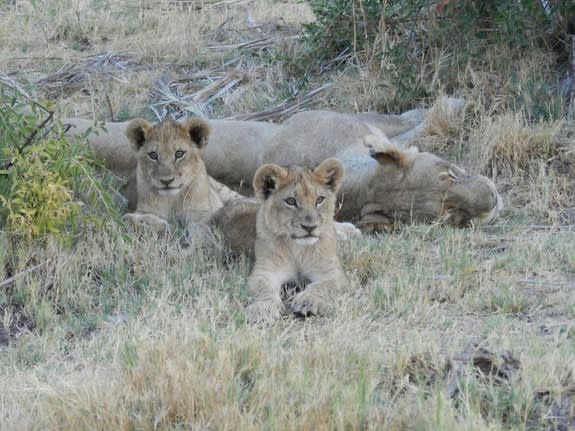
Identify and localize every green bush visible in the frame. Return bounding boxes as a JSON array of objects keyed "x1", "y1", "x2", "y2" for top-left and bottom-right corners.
[
  {"x1": 0, "y1": 81, "x2": 121, "y2": 238},
  {"x1": 302, "y1": 0, "x2": 575, "y2": 113}
]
